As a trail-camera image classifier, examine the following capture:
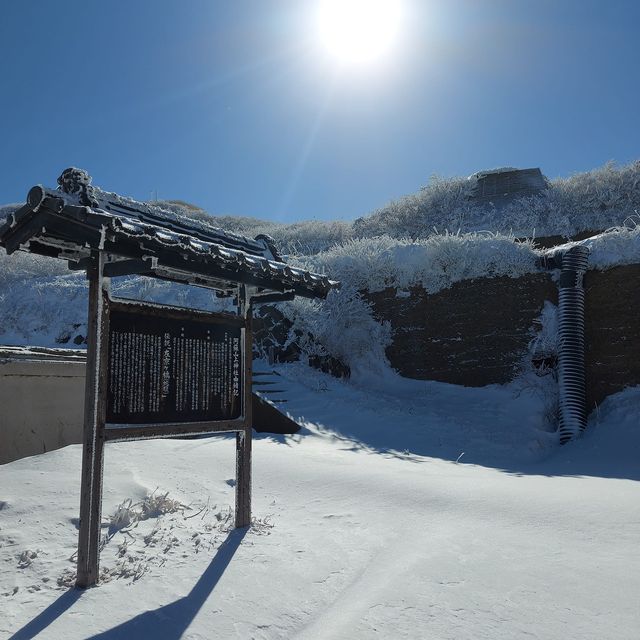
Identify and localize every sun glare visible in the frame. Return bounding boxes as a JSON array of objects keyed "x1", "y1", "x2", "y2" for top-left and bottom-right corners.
[{"x1": 317, "y1": 0, "x2": 403, "y2": 66}]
